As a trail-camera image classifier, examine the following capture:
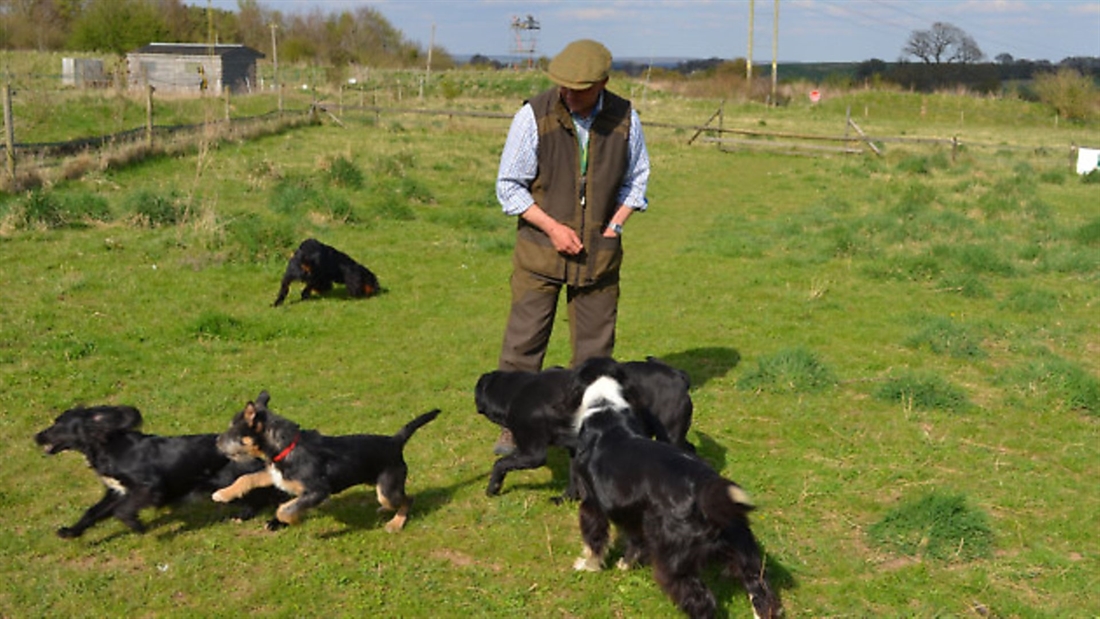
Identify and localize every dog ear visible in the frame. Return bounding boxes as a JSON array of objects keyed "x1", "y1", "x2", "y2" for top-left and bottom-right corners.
[
  {"x1": 256, "y1": 391, "x2": 271, "y2": 408},
  {"x1": 85, "y1": 405, "x2": 143, "y2": 442},
  {"x1": 243, "y1": 402, "x2": 265, "y2": 433}
]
